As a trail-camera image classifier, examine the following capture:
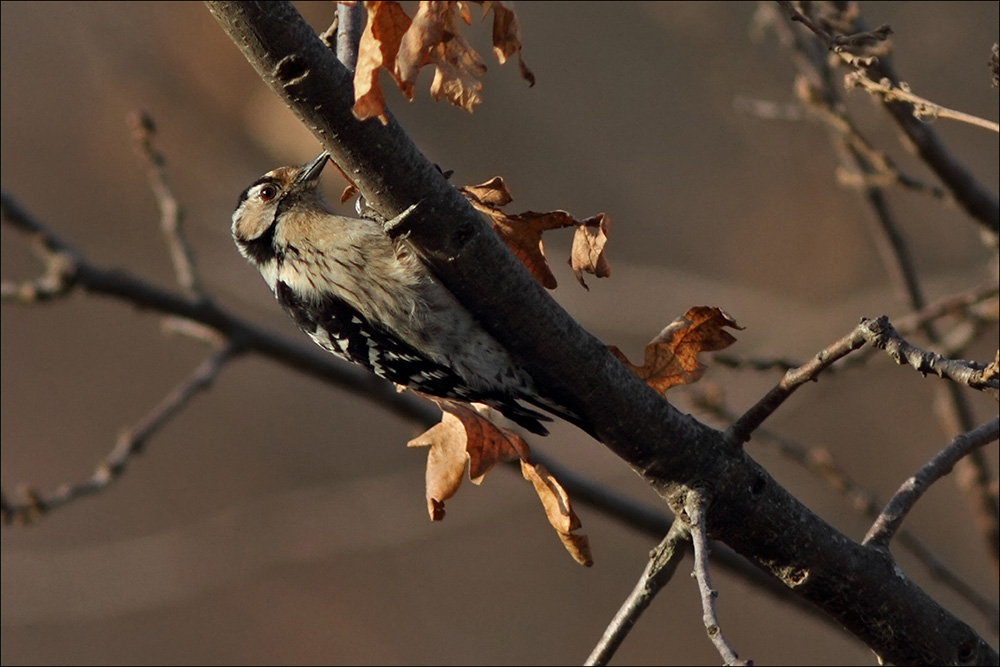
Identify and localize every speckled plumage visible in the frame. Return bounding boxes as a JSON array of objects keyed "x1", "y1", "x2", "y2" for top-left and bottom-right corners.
[{"x1": 232, "y1": 151, "x2": 580, "y2": 435}]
